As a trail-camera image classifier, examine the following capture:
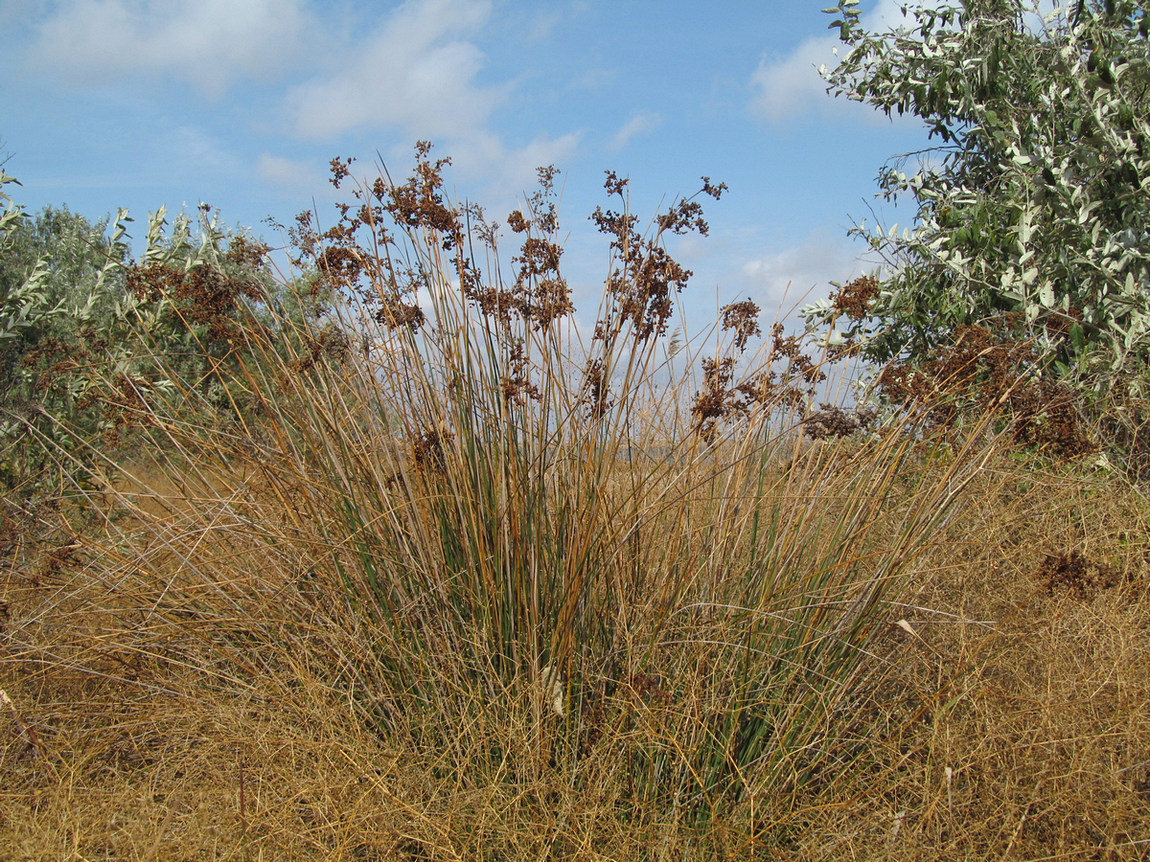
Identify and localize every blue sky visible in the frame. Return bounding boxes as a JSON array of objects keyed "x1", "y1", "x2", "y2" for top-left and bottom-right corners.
[{"x1": 2, "y1": 0, "x2": 934, "y2": 331}]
